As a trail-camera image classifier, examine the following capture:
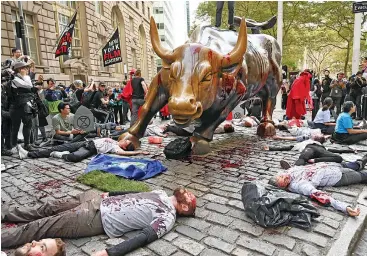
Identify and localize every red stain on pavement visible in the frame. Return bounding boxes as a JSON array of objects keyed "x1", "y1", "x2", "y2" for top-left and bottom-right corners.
[{"x1": 34, "y1": 180, "x2": 63, "y2": 190}]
